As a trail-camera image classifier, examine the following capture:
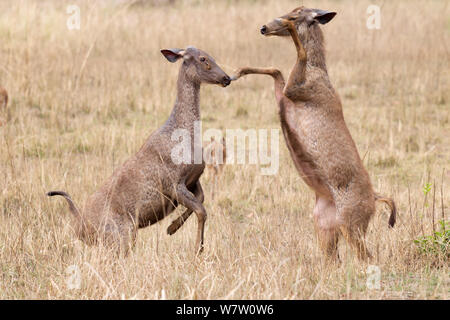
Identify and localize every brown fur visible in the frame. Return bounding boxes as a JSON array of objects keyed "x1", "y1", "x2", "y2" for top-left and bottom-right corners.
[
  {"x1": 48, "y1": 47, "x2": 231, "y2": 255},
  {"x1": 0, "y1": 87, "x2": 7, "y2": 108},
  {"x1": 233, "y1": 7, "x2": 396, "y2": 261},
  {"x1": 0, "y1": 87, "x2": 7, "y2": 126}
]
